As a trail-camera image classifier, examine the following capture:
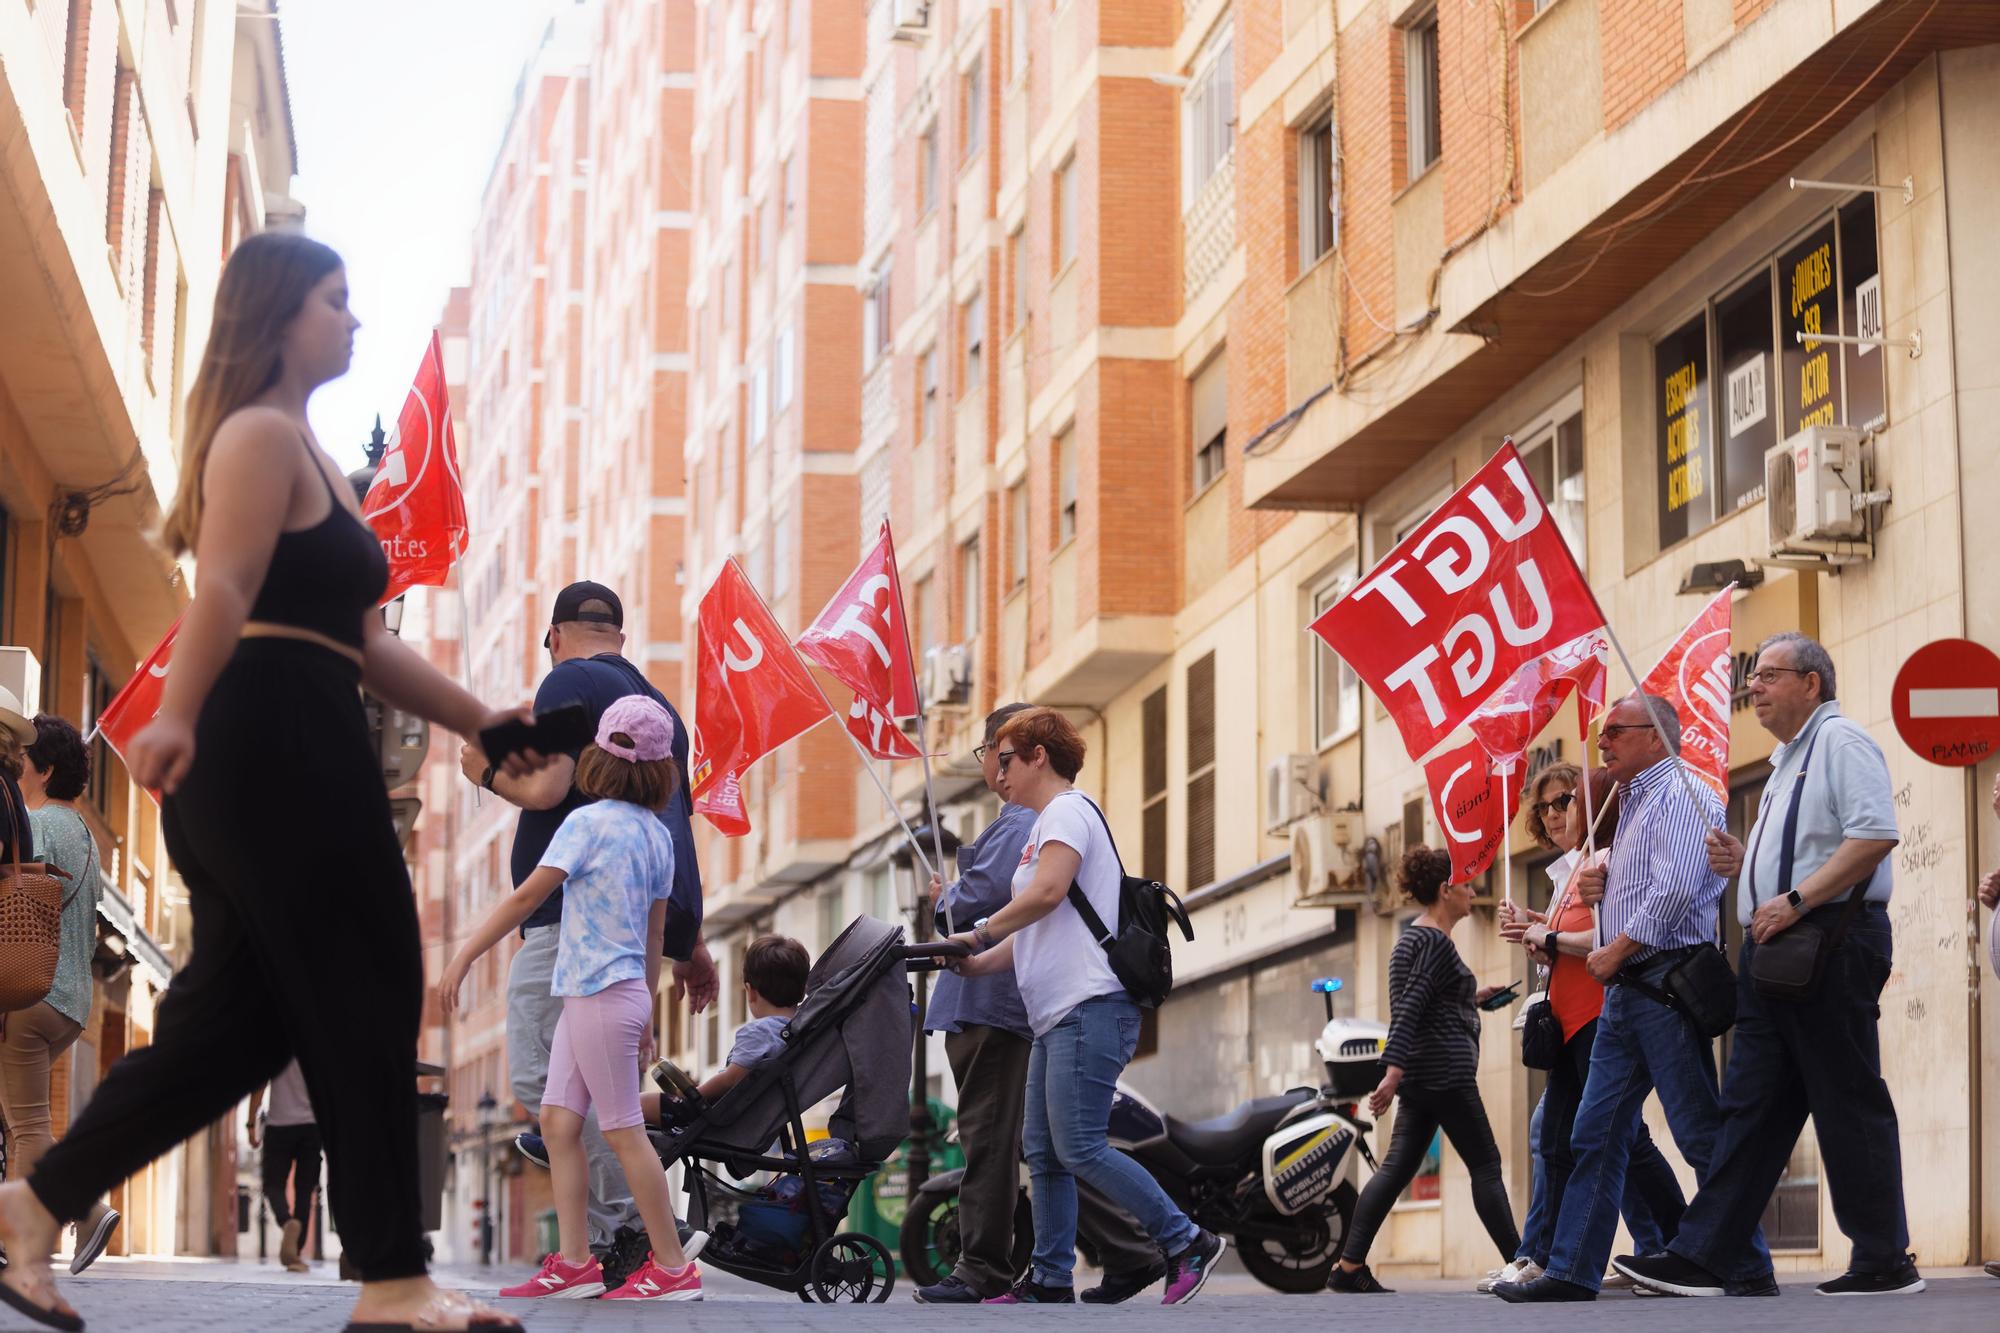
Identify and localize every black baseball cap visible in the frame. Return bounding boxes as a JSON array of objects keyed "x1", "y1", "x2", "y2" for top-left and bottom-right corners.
[{"x1": 544, "y1": 580, "x2": 624, "y2": 648}]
